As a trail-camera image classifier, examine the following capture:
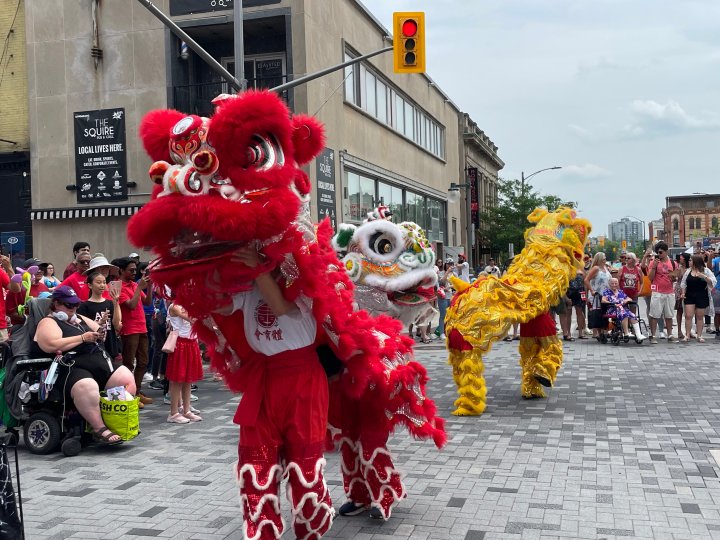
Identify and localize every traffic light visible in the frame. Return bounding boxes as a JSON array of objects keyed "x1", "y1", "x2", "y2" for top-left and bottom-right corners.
[
  {"x1": 393, "y1": 12, "x2": 426, "y2": 74},
  {"x1": 621, "y1": 240, "x2": 627, "y2": 249}
]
